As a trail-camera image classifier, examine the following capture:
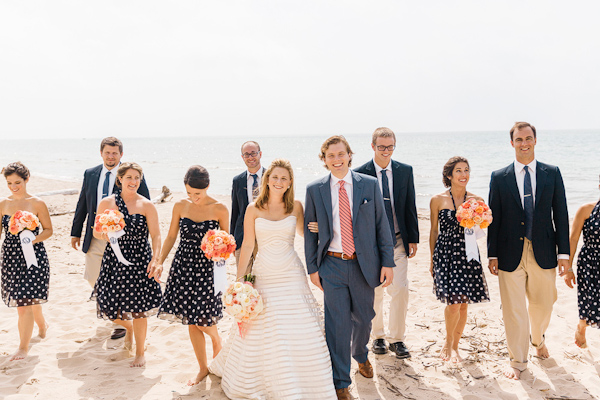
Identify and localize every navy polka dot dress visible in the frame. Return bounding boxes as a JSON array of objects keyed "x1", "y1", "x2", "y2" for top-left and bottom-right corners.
[
  {"x1": 1, "y1": 215, "x2": 50, "y2": 307},
  {"x1": 92, "y1": 194, "x2": 162, "y2": 320},
  {"x1": 577, "y1": 200, "x2": 600, "y2": 327},
  {"x1": 158, "y1": 218, "x2": 223, "y2": 326},
  {"x1": 432, "y1": 194, "x2": 490, "y2": 305}
]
